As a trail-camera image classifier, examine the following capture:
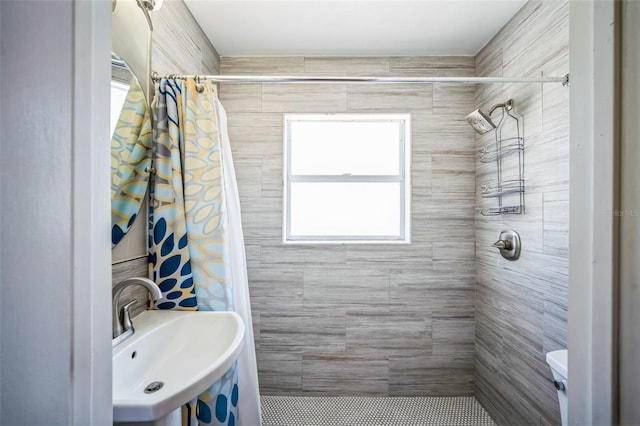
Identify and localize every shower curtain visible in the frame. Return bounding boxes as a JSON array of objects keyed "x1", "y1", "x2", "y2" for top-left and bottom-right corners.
[{"x1": 149, "y1": 77, "x2": 261, "y2": 426}]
